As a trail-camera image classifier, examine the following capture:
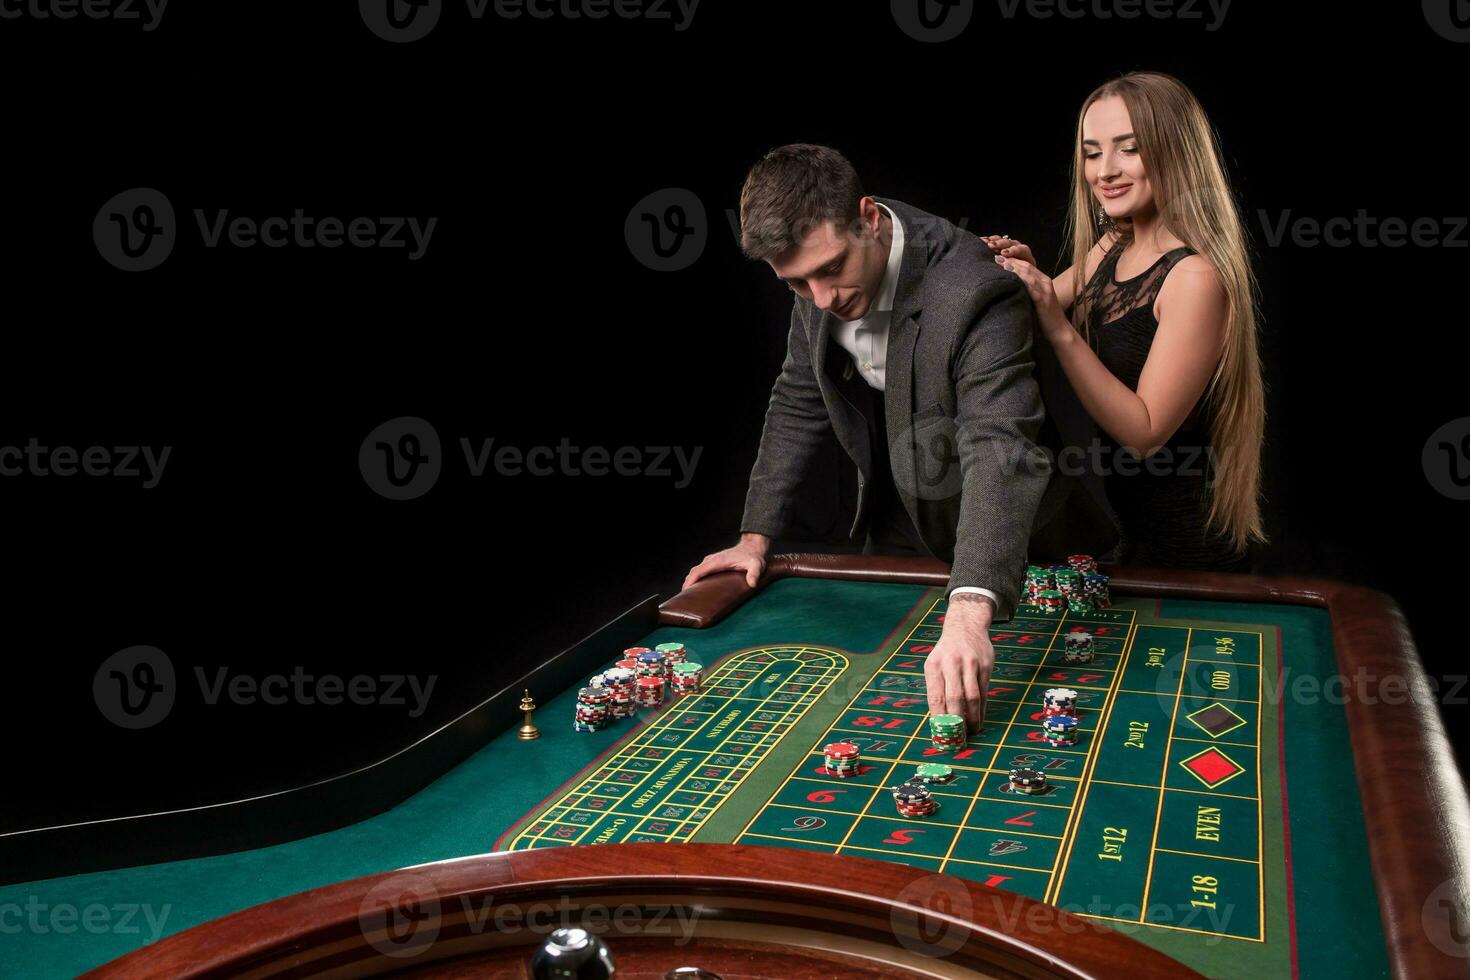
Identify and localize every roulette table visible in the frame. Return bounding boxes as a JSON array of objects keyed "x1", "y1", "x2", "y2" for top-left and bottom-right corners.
[{"x1": 6, "y1": 555, "x2": 1467, "y2": 978}]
